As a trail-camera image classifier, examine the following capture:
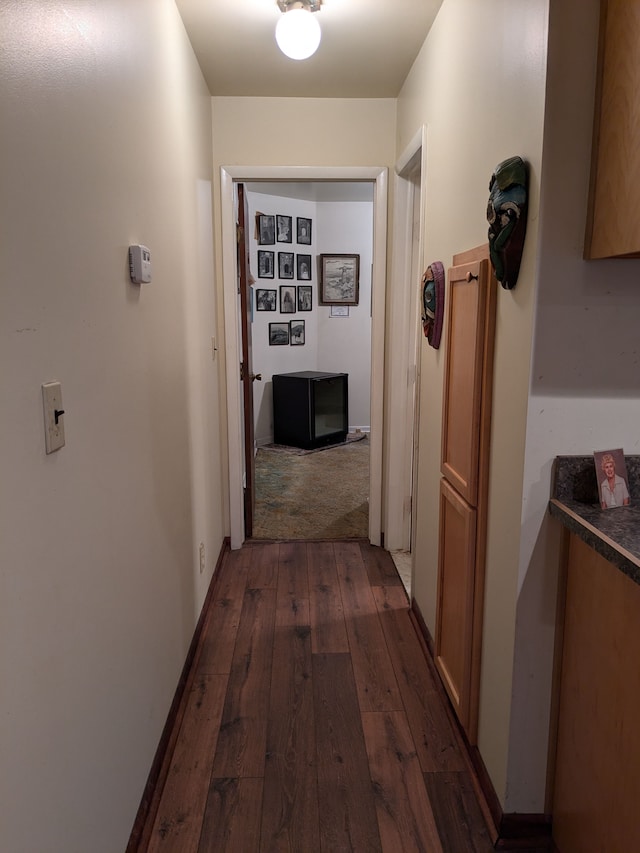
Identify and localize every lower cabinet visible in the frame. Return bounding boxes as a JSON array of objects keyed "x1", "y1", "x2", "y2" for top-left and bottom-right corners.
[{"x1": 552, "y1": 534, "x2": 640, "y2": 852}]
